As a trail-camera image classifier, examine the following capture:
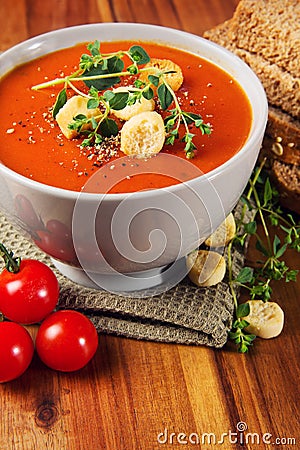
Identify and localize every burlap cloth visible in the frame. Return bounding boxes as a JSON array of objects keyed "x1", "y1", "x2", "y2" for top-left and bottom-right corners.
[{"x1": 0, "y1": 202, "x2": 251, "y2": 348}]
